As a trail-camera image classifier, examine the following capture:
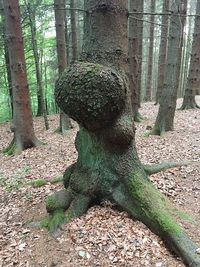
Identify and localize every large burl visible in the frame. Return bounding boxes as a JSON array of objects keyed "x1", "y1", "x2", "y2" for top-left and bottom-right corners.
[{"x1": 45, "y1": 61, "x2": 200, "y2": 267}]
